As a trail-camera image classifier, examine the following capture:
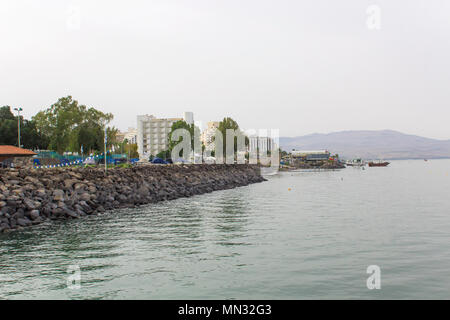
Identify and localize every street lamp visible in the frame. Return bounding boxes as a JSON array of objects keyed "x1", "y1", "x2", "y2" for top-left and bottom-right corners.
[{"x1": 13, "y1": 107, "x2": 23, "y2": 147}]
